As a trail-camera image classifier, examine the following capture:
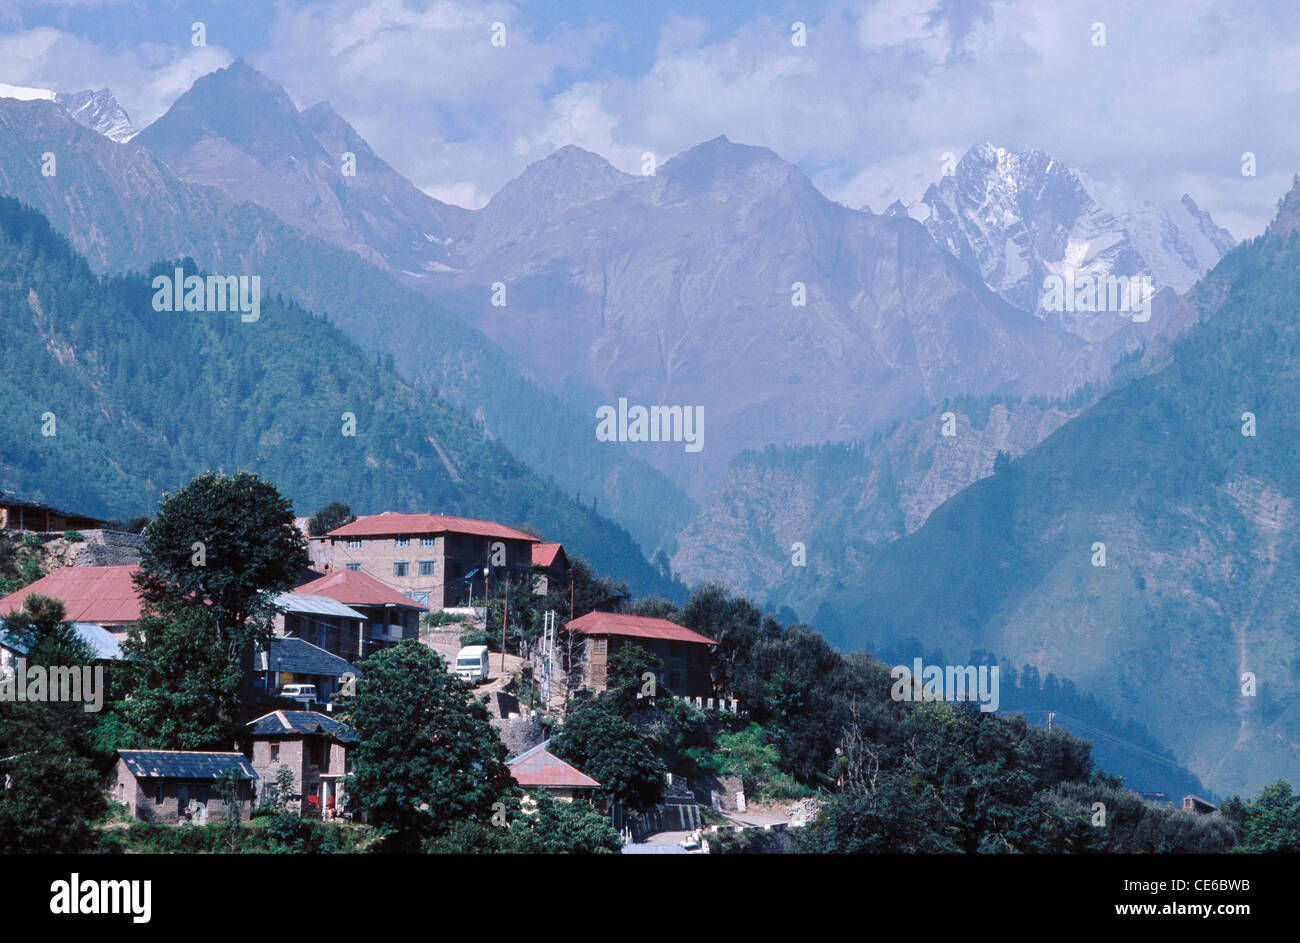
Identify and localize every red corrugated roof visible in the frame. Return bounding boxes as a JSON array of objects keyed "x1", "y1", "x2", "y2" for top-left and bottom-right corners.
[
  {"x1": 327, "y1": 513, "x2": 539, "y2": 542},
  {"x1": 564, "y1": 611, "x2": 715, "y2": 645},
  {"x1": 295, "y1": 569, "x2": 428, "y2": 610},
  {"x1": 0, "y1": 565, "x2": 142, "y2": 624},
  {"x1": 508, "y1": 747, "x2": 600, "y2": 789},
  {"x1": 532, "y1": 543, "x2": 565, "y2": 567}
]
